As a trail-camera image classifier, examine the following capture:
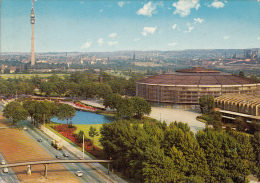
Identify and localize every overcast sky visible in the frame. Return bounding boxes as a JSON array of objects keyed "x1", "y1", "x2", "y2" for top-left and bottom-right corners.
[{"x1": 1, "y1": 0, "x2": 260, "y2": 52}]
